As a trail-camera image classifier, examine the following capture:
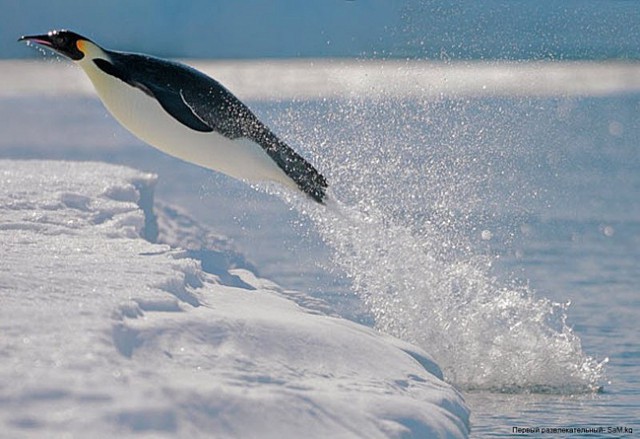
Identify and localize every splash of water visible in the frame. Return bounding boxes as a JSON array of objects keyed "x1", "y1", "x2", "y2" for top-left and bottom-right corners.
[
  {"x1": 272, "y1": 92, "x2": 605, "y2": 393},
  {"x1": 282, "y1": 192, "x2": 605, "y2": 393}
]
